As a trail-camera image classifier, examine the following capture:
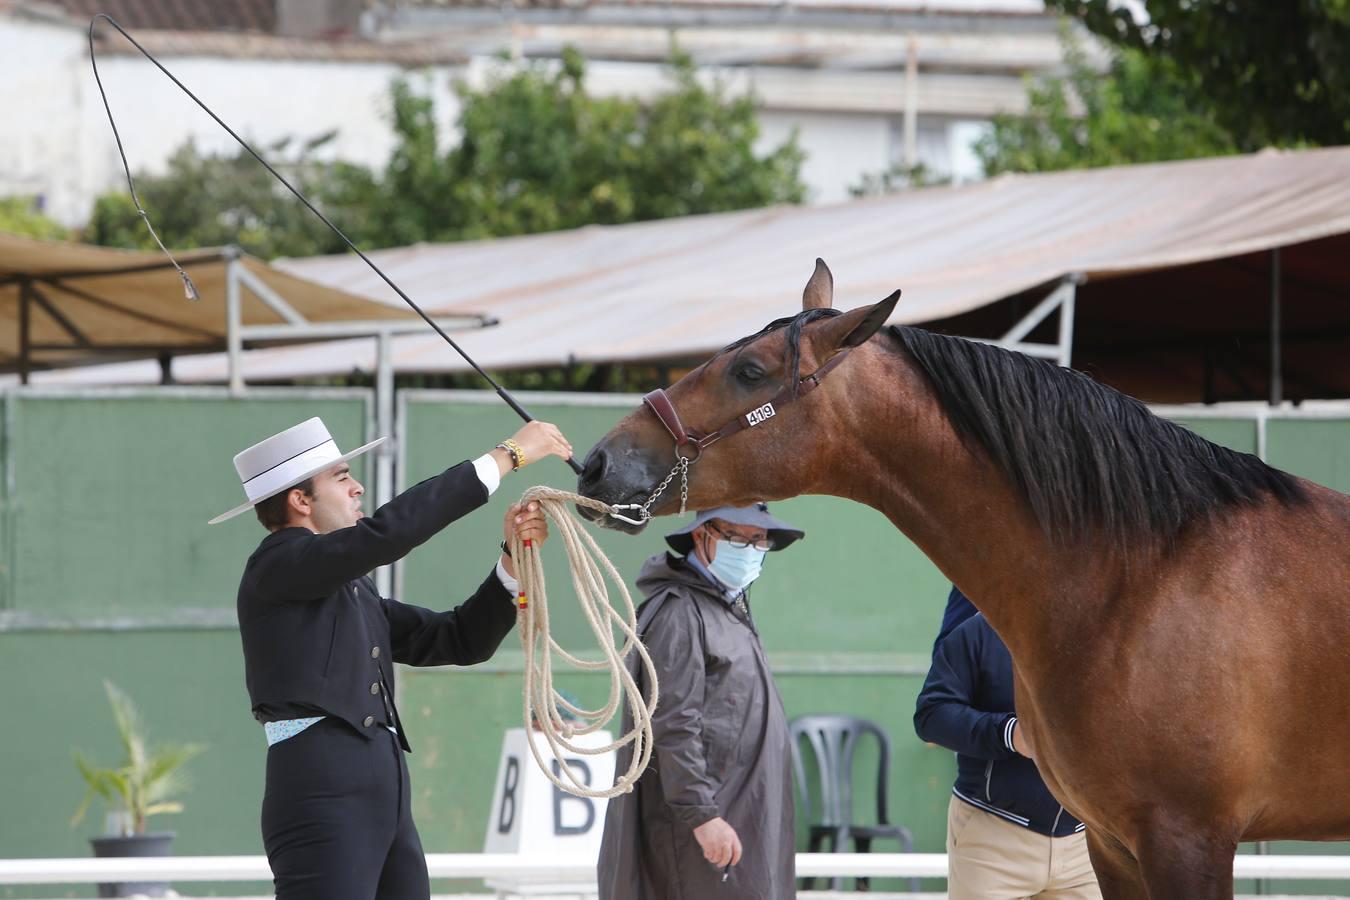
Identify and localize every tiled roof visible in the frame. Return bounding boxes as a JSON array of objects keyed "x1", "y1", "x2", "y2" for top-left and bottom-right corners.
[
  {"x1": 54, "y1": 0, "x2": 277, "y2": 33},
  {"x1": 94, "y1": 28, "x2": 466, "y2": 63}
]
